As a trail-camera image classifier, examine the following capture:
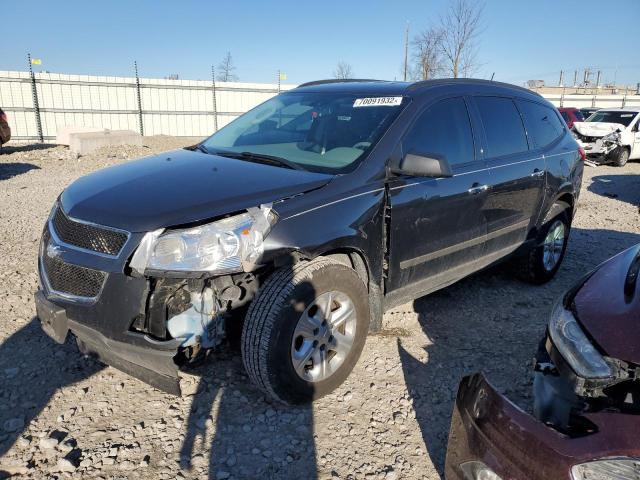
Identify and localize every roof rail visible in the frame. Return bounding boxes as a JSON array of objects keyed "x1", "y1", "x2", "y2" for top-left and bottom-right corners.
[
  {"x1": 296, "y1": 79, "x2": 385, "y2": 88},
  {"x1": 406, "y1": 78, "x2": 541, "y2": 97}
]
